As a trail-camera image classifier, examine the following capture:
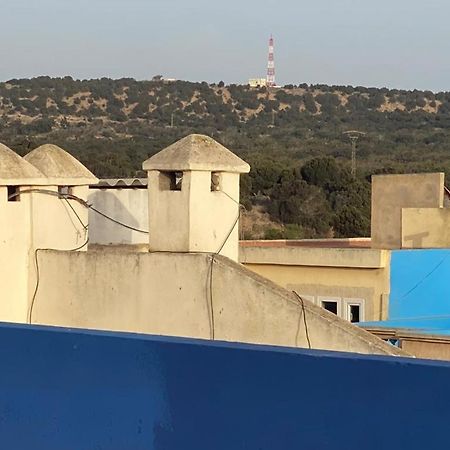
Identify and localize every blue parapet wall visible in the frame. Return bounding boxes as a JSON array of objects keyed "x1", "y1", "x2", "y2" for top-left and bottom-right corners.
[
  {"x1": 390, "y1": 249, "x2": 450, "y2": 320},
  {"x1": 1, "y1": 323, "x2": 450, "y2": 449}
]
